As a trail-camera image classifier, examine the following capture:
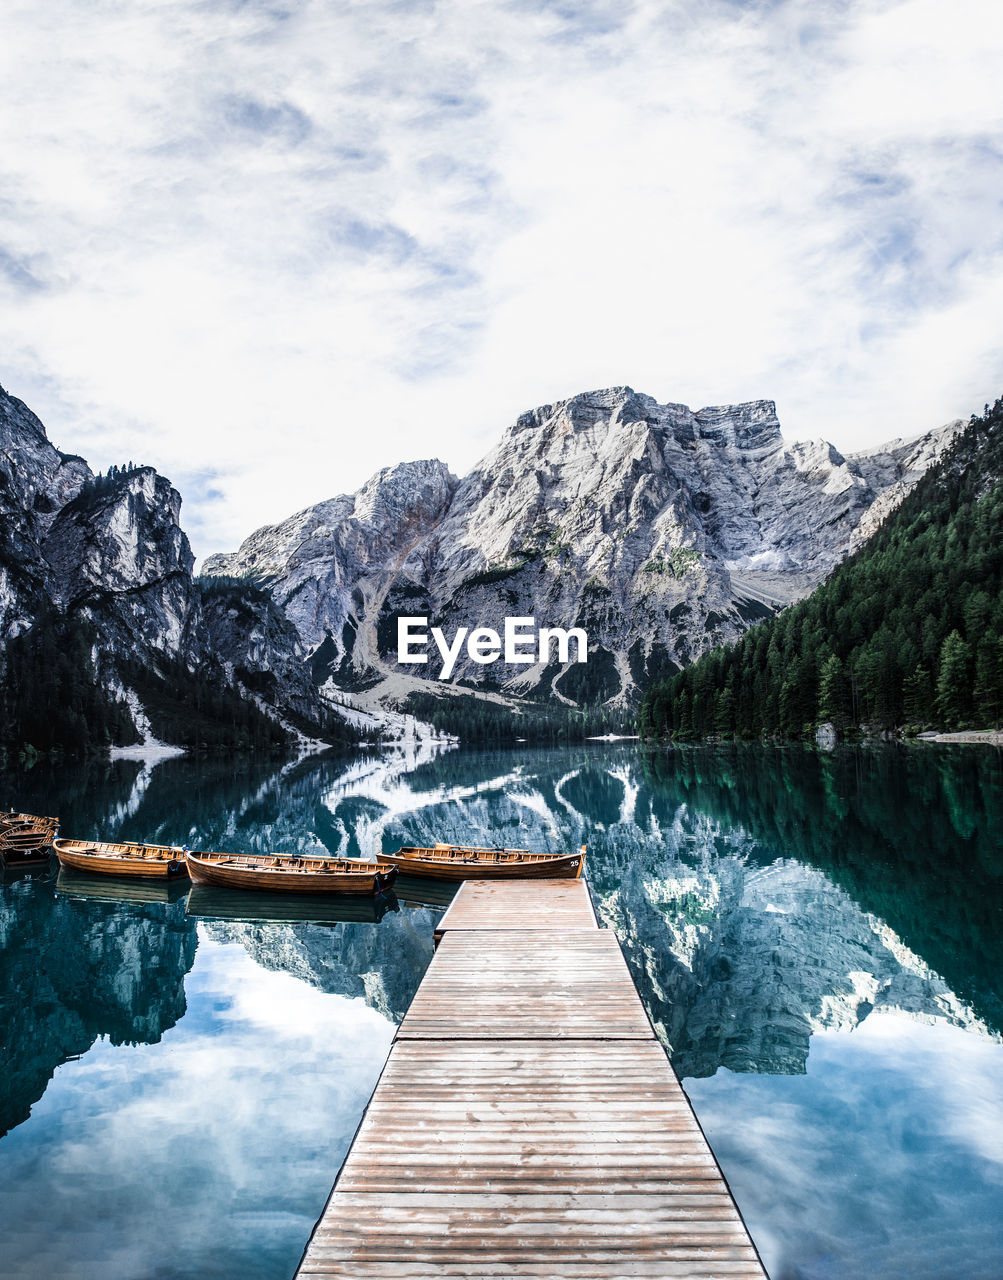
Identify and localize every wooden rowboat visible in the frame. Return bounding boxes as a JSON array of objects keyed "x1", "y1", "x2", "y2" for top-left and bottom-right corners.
[
  {"x1": 0, "y1": 811, "x2": 59, "y2": 866},
  {"x1": 54, "y1": 837, "x2": 189, "y2": 879},
  {"x1": 376, "y1": 843, "x2": 586, "y2": 882},
  {"x1": 185, "y1": 850, "x2": 399, "y2": 896},
  {"x1": 2, "y1": 810, "x2": 58, "y2": 835}
]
